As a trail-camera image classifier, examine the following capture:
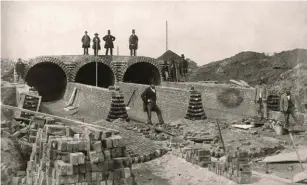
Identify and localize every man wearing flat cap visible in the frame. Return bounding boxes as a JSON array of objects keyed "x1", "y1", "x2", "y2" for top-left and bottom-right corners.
[
  {"x1": 103, "y1": 30, "x2": 116, "y2": 56},
  {"x1": 81, "y1": 31, "x2": 91, "y2": 55},
  {"x1": 129, "y1": 29, "x2": 139, "y2": 56},
  {"x1": 92, "y1": 33, "x2": 101, "y2": 56}
]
